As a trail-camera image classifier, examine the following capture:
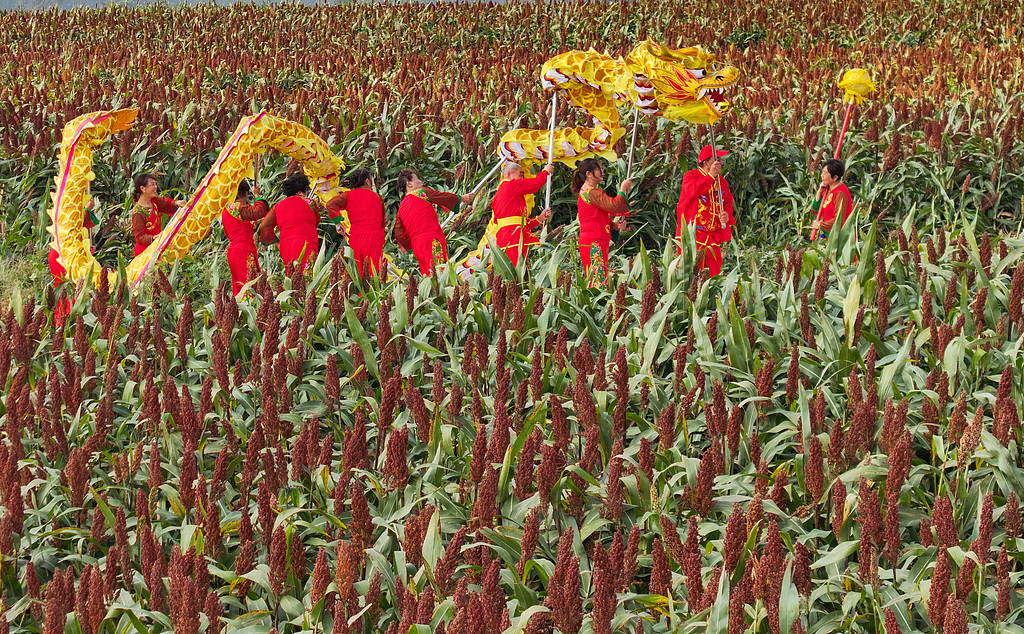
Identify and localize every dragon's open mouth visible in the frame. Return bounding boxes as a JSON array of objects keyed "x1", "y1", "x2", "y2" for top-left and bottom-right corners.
[
  {"x1": 694, "y1": 70, "x2": 738, "y2": 115},
  {"x1": 698, "y1": 87, "x2": 728, "y2": 114}
]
